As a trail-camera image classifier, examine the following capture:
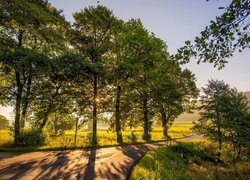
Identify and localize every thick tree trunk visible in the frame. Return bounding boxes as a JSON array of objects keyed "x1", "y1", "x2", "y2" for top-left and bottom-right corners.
[
  {"x1": 160, "y1": 107, "x2": 170, "y2": 139},
  {"x1": 143, "y1": 96, "x2": 150, "y2": 140},
  {"x1": 92, "y1": 74, "x2": 98, "y2": 145},
  {"x1": 20, "y1": 75, "x2": 32, "y2": 129},
  {"x1": 40, "y1": 103, "x2": 53, "y2": 130},
  {"x1": 14, "y1": 30, "x2": 24, "y2": 145},
  {"x1": 14, "y1": 71, "x2": 23, "y2": 145},
  {"x1": 115, "y1": 86, "x2": 123, "y2": 144}
]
